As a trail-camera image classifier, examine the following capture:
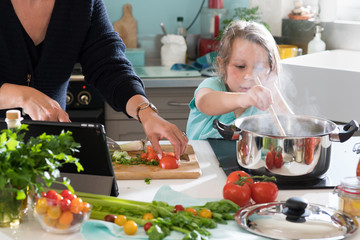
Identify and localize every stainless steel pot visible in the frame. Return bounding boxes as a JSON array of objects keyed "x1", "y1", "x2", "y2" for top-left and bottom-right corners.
[{"x1": 213, "y1": 114, "x2": 359, "y2": 181}]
